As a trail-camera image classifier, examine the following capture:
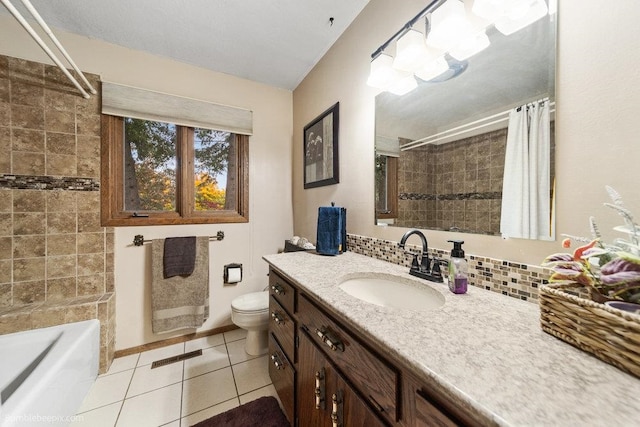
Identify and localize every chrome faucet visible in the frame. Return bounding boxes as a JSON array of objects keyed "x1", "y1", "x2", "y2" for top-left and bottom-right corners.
[{"x1": 398, "y1": 229, "x2": 443, "y2": 282}]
